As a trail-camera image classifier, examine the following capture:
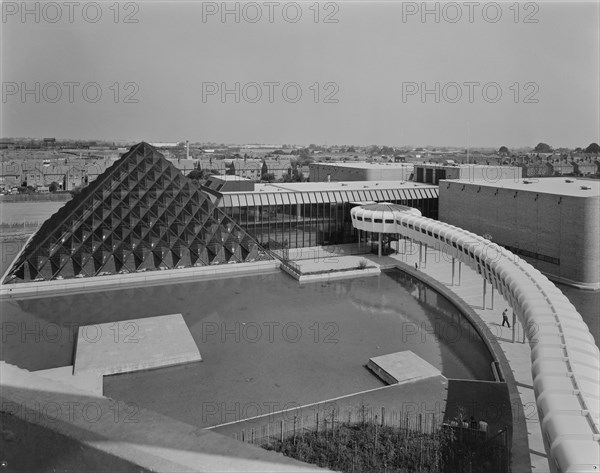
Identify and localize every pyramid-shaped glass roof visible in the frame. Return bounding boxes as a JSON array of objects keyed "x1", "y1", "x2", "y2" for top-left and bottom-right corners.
[{"x1": 3, "y1": 142, "x2": 271, "y2": 284}]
